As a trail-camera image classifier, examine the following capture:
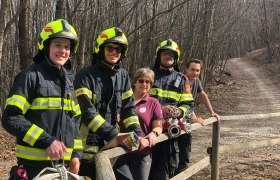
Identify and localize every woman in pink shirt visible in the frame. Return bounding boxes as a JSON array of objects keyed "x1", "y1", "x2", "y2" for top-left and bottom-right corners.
[{"x1": 114, "y1": 68, "x2": 163, "y2": 180}]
